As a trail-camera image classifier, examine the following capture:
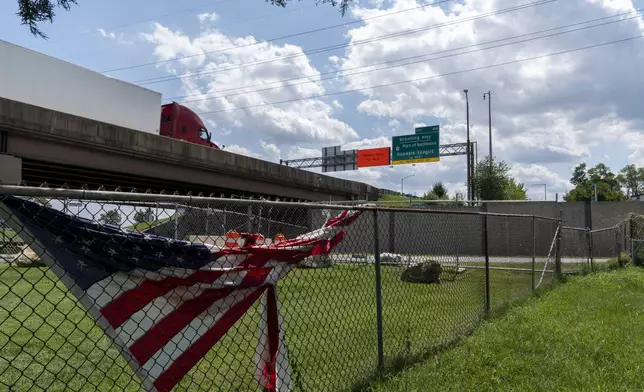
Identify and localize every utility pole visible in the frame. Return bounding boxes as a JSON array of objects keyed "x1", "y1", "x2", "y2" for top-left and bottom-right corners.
[
  {"x1": 464, "y1": 89, "x2": 471, "y2": 201},
  {"x1": 483, "y1": 91, "x2": 492, "y2": 169}
]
